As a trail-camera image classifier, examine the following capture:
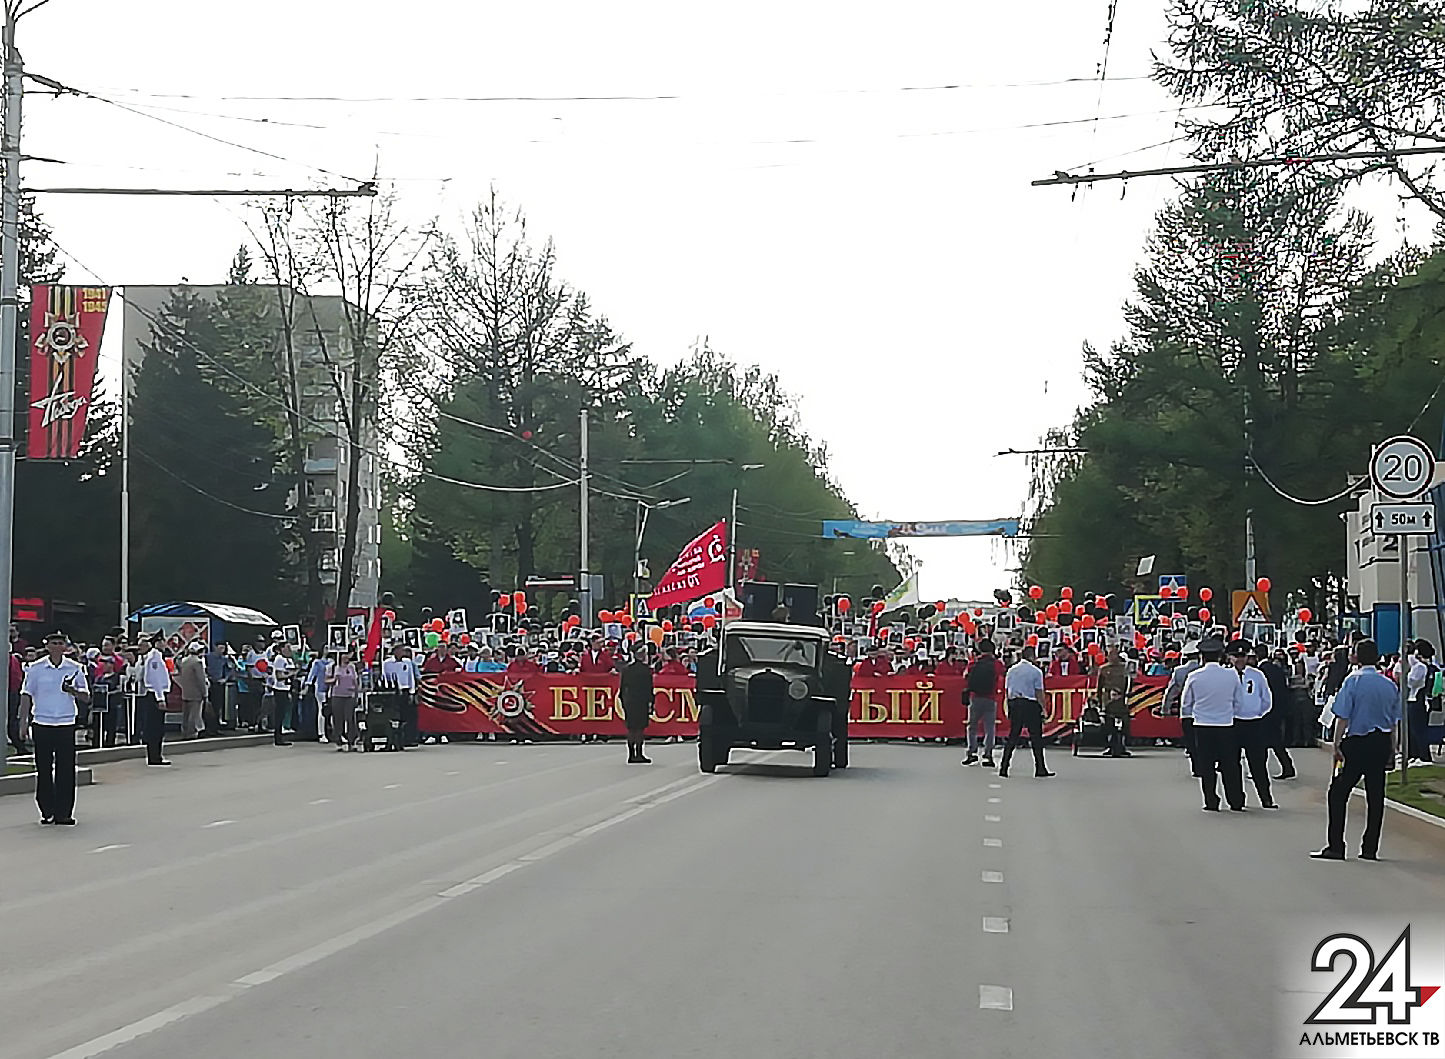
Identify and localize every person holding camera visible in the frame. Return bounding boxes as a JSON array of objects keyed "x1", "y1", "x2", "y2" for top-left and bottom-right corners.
[{"x1": 20, "y1": 631, "x2": 91, "y2": 825}]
